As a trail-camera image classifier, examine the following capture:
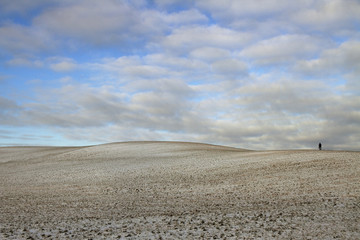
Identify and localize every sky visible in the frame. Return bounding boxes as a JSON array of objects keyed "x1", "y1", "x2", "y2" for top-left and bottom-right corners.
[{"x1": 0, "y1": 0, "x2": 359, "y2": 150}]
